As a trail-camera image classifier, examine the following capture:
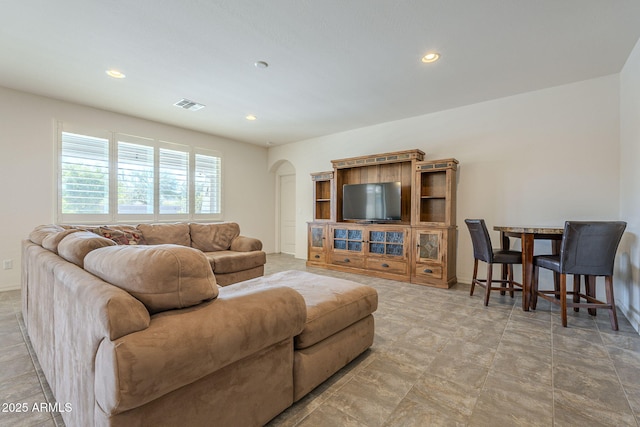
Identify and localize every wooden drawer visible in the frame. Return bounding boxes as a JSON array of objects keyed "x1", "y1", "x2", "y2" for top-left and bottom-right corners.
[
  {"x1": 308, "y1": 249, "x2": 326, "y2": 263},
  {"x1": 330, "y1": 254, "x2": 365, "y2": 269},
  {"x1": 366, "y1": 258, "x2": 407, "y2": 275},
  {"x1": 414, "y1": 262, "x2": 443, "y2": 280}
]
